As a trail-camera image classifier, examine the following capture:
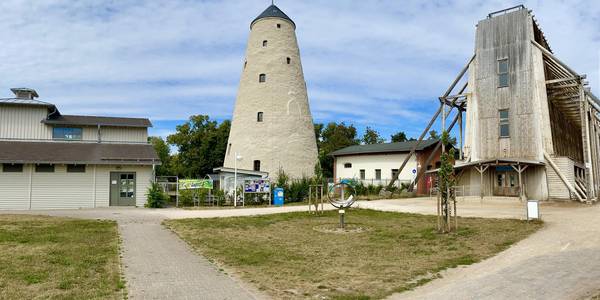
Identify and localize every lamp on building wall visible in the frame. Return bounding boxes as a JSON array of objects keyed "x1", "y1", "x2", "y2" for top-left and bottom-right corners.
[{"x1": 234, "y1": 153, "x2": 243, "y2": 207}]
